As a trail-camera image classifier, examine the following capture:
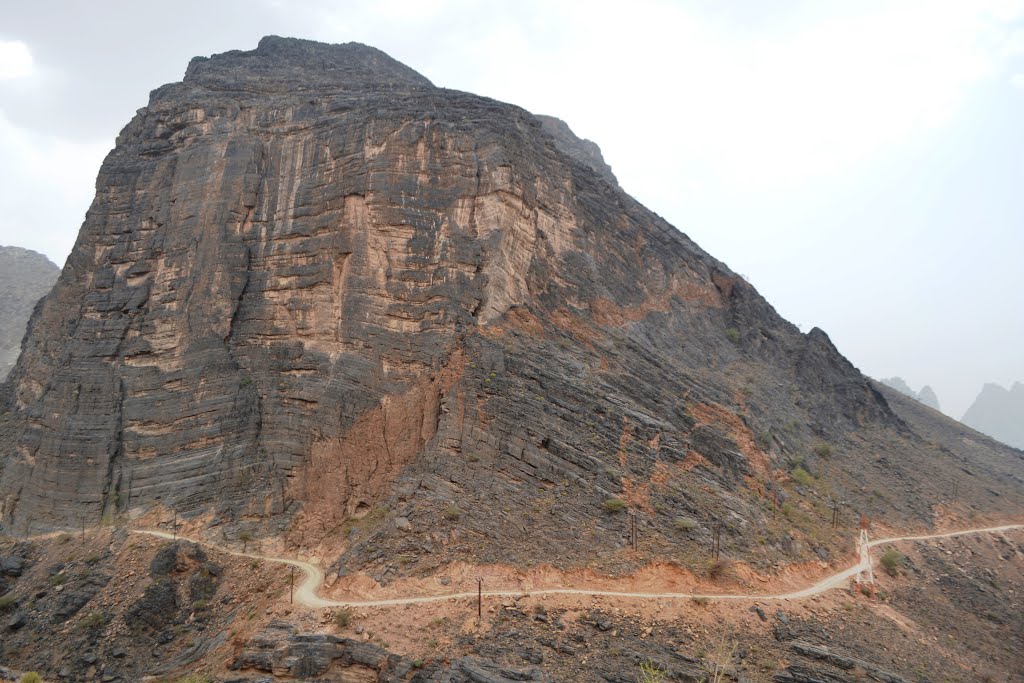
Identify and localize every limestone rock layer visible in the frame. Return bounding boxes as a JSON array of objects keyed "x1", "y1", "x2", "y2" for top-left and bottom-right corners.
[{"x1": 1, "y1": 38, "x2": 1020, "y2": 571}]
